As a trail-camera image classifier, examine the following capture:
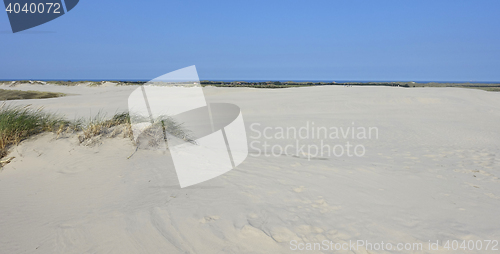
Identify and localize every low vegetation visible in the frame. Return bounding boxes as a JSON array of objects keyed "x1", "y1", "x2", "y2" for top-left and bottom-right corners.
[
  {"x1": 0, "y1": 105, "x2": 132, "y2": 160},
  {"x1": 467, "y1": 87, "x2": 500, "y2": 92},
  {"x1": 0, "y1": 105, "x2": 195, "y2": 162},
  {"x1": 0, "y1": 89, "x2": 65, "y2": 100},
  {"x1": 77, "y1": 112, "x2": 132, "y2": 144},
  {"x1": 200, "y1": 80, "x2": 500, "y2": 91},
  {"x1": 3, "y1": 80, "x2": 499, "y2": 91},
  {"x1": 0, "y1": 104, "x2": 68, "y2": 158}
]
